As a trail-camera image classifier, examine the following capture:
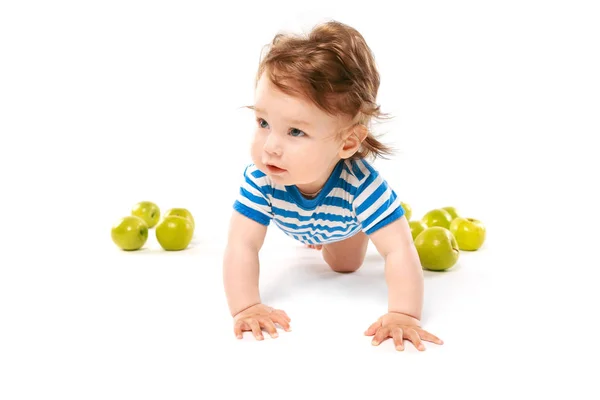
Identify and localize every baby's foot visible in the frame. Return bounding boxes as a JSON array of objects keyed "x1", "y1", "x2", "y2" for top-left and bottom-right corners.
[{"x1": 306, "y1": 244, "x2": 323, "y2": 250}]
